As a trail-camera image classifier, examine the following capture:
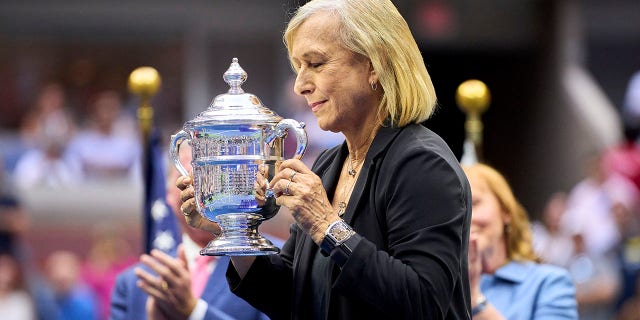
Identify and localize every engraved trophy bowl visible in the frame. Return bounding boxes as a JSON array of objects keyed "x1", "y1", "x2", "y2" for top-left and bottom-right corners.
[{"x1": 170, "y1": 58, "x2": 307, "y2": 256}]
